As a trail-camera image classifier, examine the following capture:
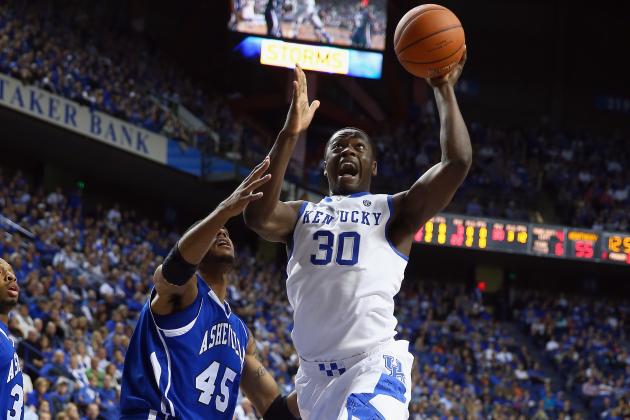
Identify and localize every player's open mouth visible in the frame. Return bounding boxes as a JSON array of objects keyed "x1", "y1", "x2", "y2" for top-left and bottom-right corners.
[
  {"x1": 216, "y1": 239, "x2": 231, "y2": 249},
  {"x1": 7, "y1": 284, "x2": 19, "y2": 298},
  {"x1": 338, "y1": 161, "x2": 359, "y2": 180}
]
